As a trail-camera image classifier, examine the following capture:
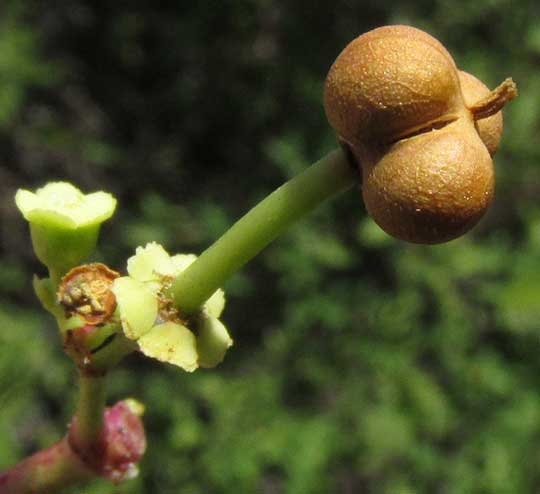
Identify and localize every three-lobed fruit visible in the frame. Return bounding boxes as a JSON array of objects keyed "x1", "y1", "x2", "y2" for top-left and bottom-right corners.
[{"x1": 324, "y1": 25, "x2": 516, "y2": 244}]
